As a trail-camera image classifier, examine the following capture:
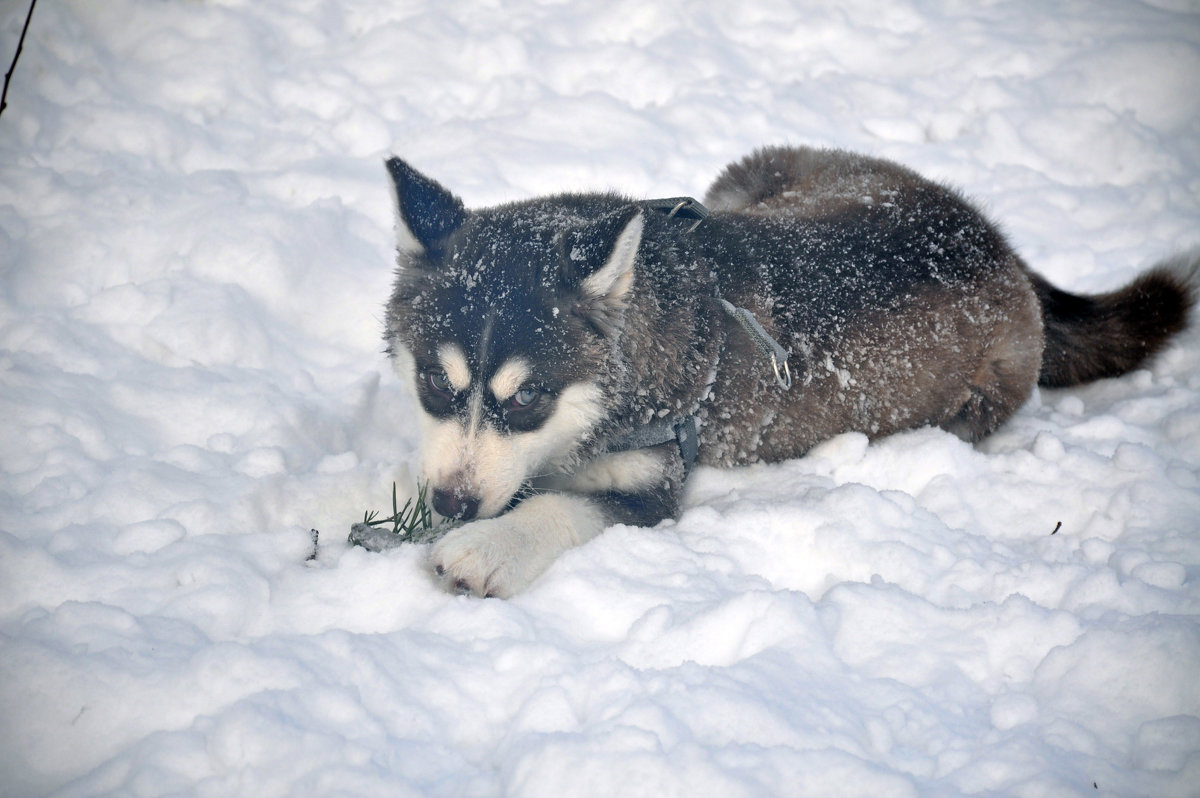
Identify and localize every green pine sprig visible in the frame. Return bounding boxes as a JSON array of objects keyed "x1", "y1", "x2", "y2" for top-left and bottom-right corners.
[
  {"x1": 347, "y1": 480, "x2": 450, "y2": 551},
  {"x1": 361, "y1": 480, "x2": 435, "y2": 539}
]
